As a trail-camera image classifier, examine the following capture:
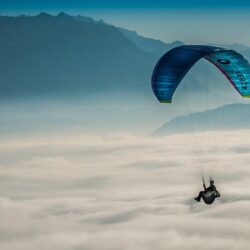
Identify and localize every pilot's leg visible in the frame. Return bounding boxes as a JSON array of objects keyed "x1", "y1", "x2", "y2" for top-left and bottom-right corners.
[
  {"x1": 195, "y1": 191, "x2": 205, "y2": 202},
  {"x1": 215, "y1": 191, "x2": 220, "y2": 198}
]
